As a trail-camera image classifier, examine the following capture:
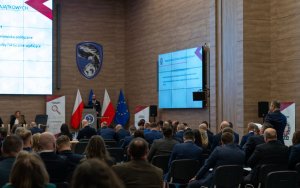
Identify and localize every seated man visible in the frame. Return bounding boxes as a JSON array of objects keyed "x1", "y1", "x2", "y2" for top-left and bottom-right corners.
[
  {"x1": 240, "y1": 122, "x2": 257, "y2": 147},
  {"x1": 56, "y1": 135, "x2": 84, "y2": 179},
  {"x1": 98, "y1": 121, "x2": 117, "y2": 140},
  {"x1": 15, "y1": 128, "x2": 32, "y2": 152},
  {"x1": 148, "y1": 124, "x2": 179, "y2": 161},
  {"x1": 144, "y1": 122, "x2": 162, "y2": 144},
  {"x1": 174, "y1": 123, "x2": 185, "y2": 143},
  {"x1": 168, "y1": 131, "x2": 203, "y2": 168},
  {"x1": 188, "y1": 132, "x2": 245, "y2": 188},
  {"x1": 77, "y1": 119, "x2": 97, "y2": 140},
  {"x1": 244, "y1": 128, "x2": 289, "y2": 185},
  {"x1": 115, "y1": 124, "x2": 130, "y2": 141},
  {"x1": 29, "y1": 122, "x2": 43, "y2": 135},
  {"x1": 39, "y1": 132, "x2": 70, "y2": 183},
  {"x1": 113, "y1": 138, "x2": 163, "y2": 188},
  {"x1": 0, "y1": 135, "x2": 23, "y2": 187}
]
